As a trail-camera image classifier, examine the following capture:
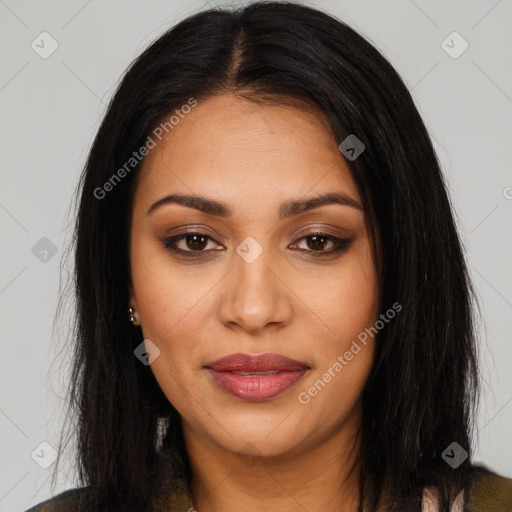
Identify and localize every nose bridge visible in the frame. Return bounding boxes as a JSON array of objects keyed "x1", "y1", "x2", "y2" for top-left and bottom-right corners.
[{"x1": 219, "y1": 235, "x2": 291, "y2": 333}]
